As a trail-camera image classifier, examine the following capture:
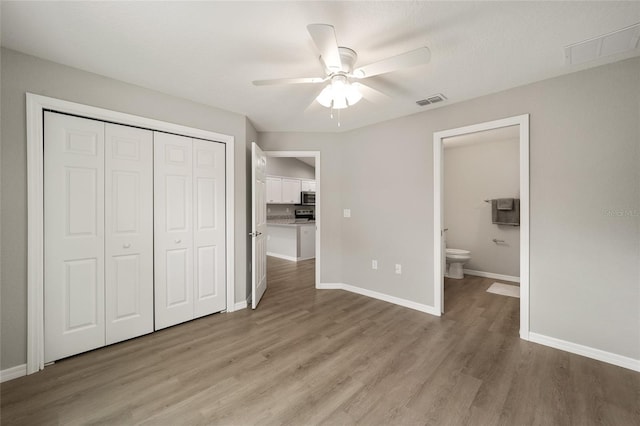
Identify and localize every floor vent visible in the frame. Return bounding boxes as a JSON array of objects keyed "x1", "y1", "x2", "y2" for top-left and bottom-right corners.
[{"x1": 416, "y1": 93, "x2": 447, "y2": 106}]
